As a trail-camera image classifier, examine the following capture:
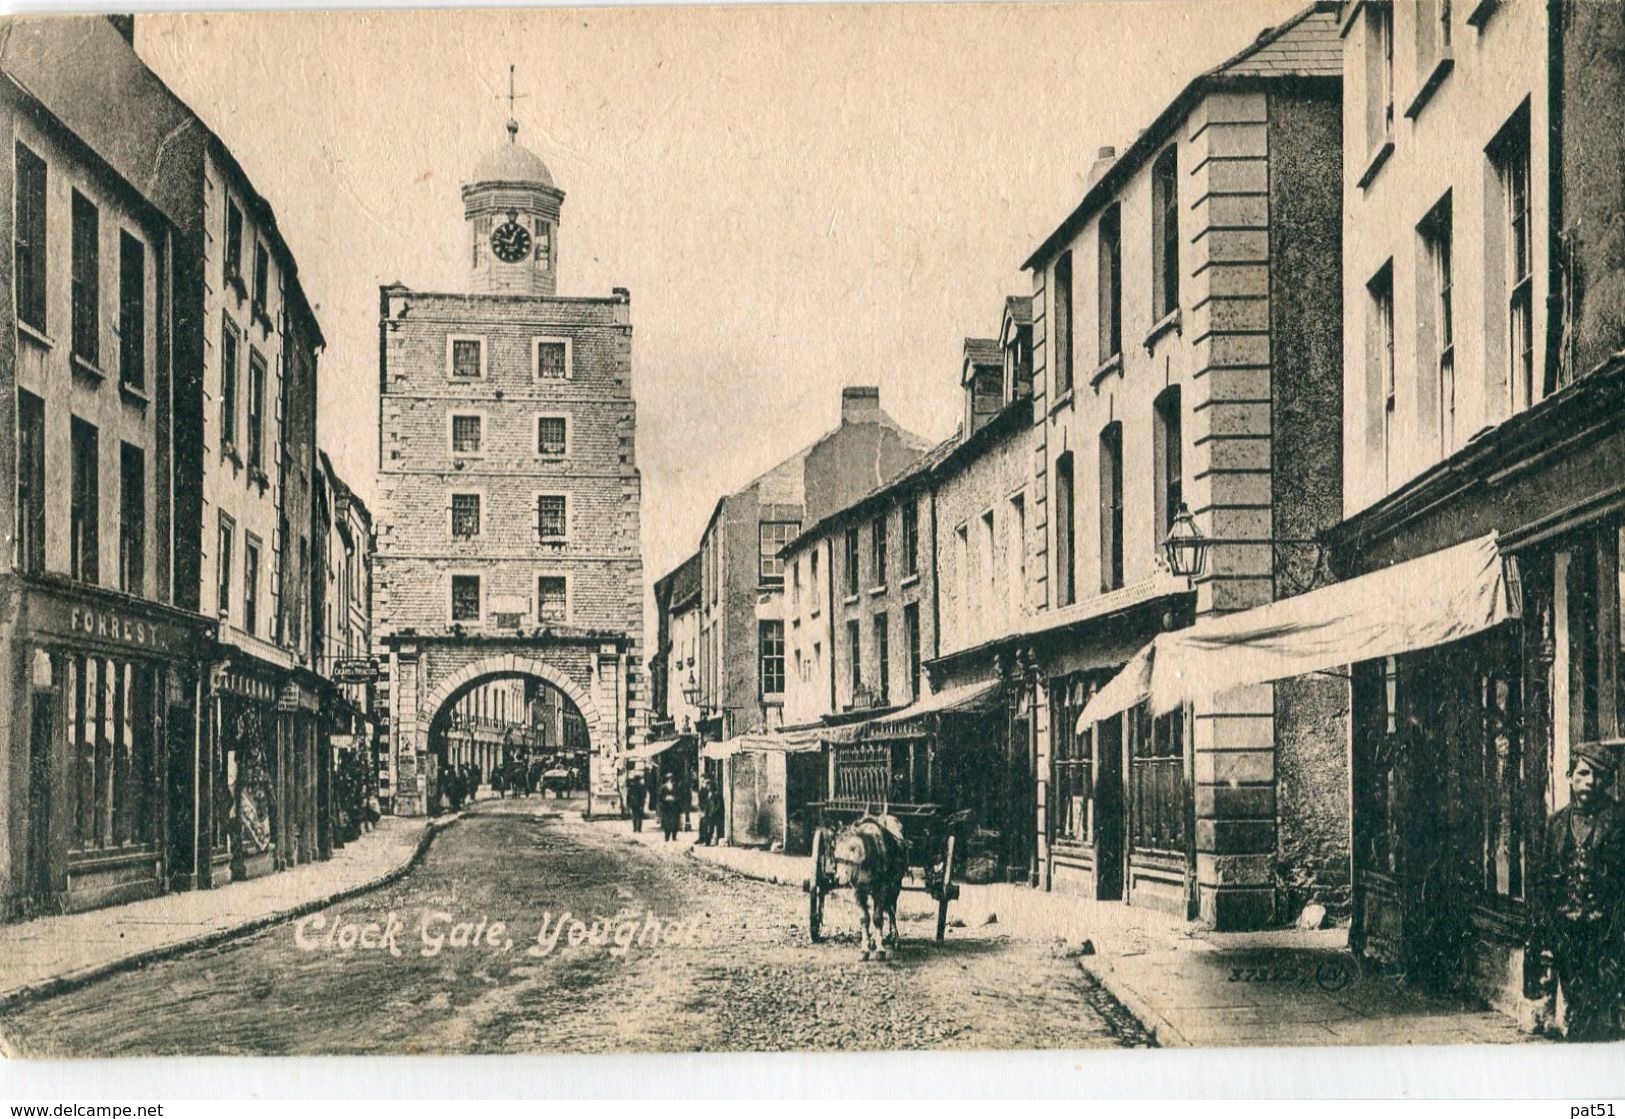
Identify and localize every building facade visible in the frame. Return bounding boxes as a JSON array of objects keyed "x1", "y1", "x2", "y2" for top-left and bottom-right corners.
[
  {"x1": 374, "y1": 120, "x2": 646, "y2": 817},
  {"x1": 1330, "y1": 0, "x2": 1625, "y2": 1021},
  {"x1": 1022, "y1": 3, "x2": 1346, "y2": 927}
]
